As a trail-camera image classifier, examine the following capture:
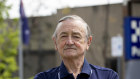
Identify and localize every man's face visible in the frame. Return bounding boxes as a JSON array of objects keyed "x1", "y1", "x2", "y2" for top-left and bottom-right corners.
[{"x1": 53, "y1": 20, "x2": 92, "y2": 59}]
